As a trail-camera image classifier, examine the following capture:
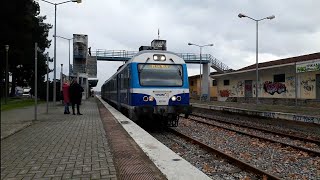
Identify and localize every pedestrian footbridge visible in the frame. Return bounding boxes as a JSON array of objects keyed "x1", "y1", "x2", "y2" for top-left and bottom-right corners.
[{"x1": 93, "y1": 50, "x2": 232, "y2": 73}]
